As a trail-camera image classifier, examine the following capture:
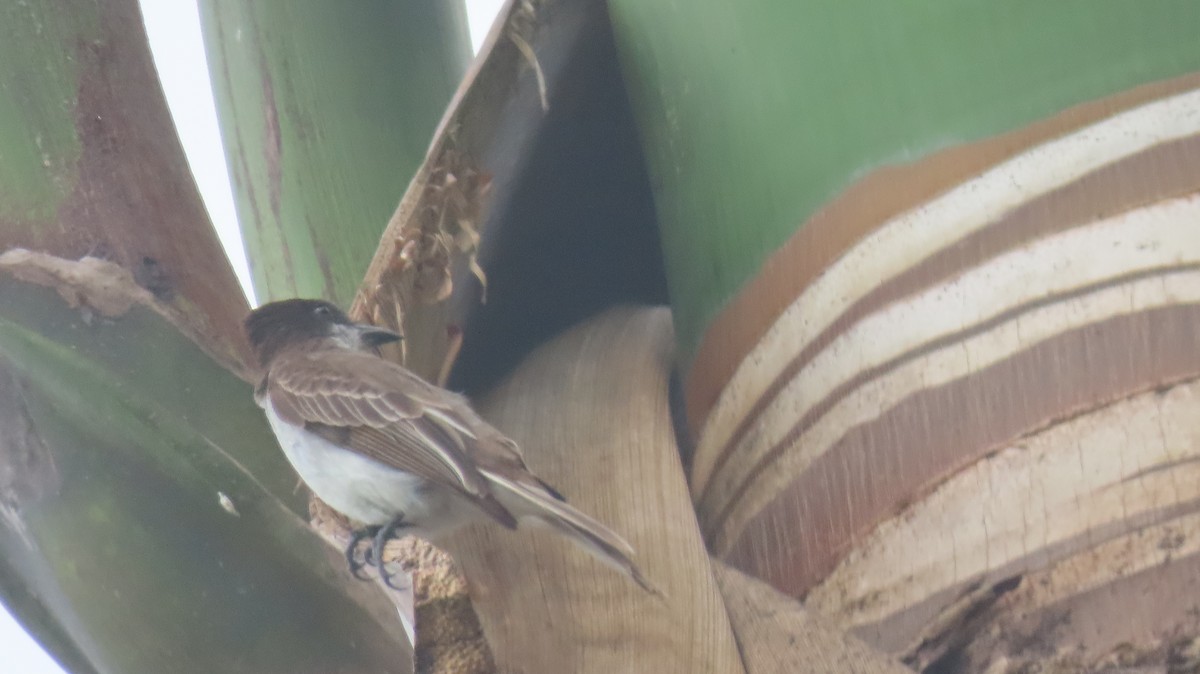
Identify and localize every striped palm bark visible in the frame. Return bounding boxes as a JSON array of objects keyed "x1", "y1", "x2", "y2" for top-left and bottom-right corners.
[
  {"x1": 689, "y1": 77, "x2": 1200, "y2": 666},
  {"x1": 610, "y1": 1, "x2": 1200, "y2": 667}
]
